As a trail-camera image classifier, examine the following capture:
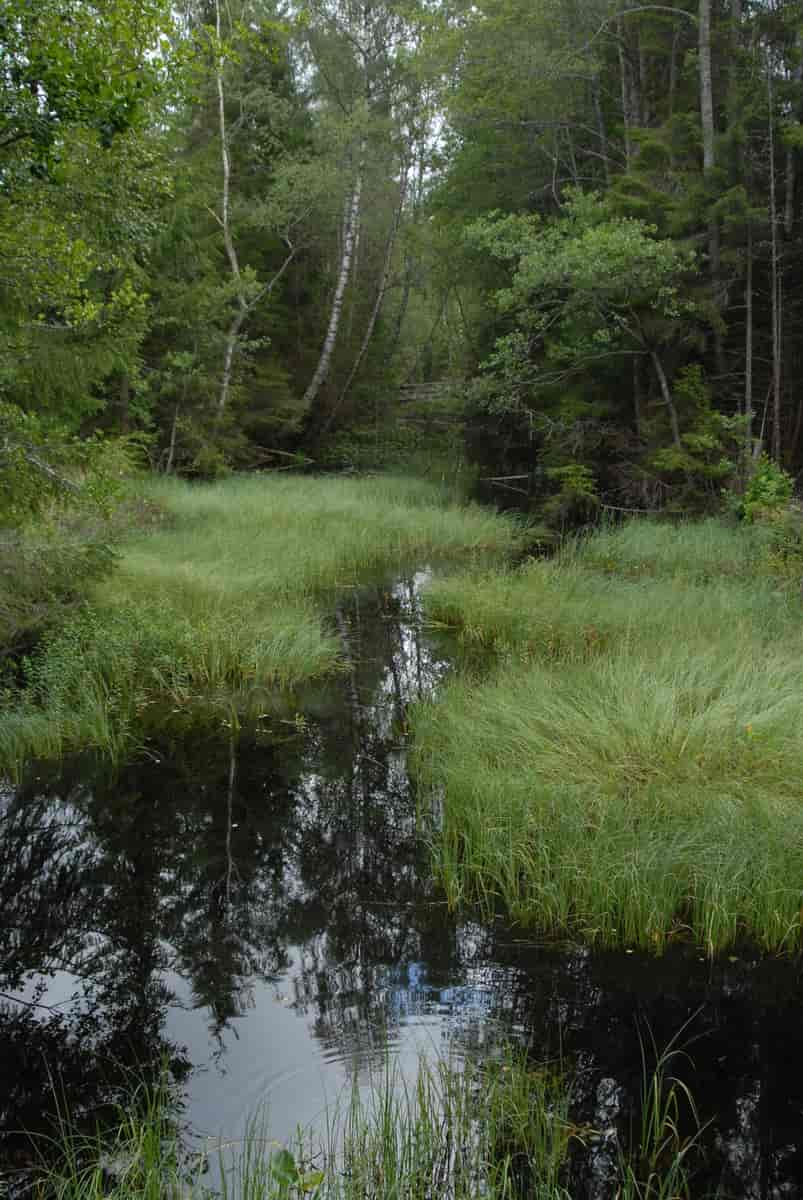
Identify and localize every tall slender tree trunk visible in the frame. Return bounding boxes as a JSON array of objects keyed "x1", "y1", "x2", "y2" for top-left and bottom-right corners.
[
  {"x1": 592, "y1": 77, "x2": 611, "y2": 185},
  {"x1": 767, "y1": 60, "x2": 783, "y2": 460},
  {"x1": 784, "y1": 36, "x2": 802, "y2": 236},
  {"x1": 745, "y1": 222, "x2": 754, "y2": 467},
  {"x1": 699, "y1": 0, "x2": 724, "y2": 375},
  {"x1": 785, "y1": 146, "x2": 796, "y2": 236},
  {"x1": 638, "y1": 31, "x2": 650, "y2": 125},
  {"x1": 650, "y1": 349, "x2": 682, "y2": 449},
  {"x1": 669, "y1": 26, "x2": 680, "y2": 120},
  {"x1": 219, "y1": 306, "x2": 247, "y2": 416},
  {"x1": 345, "y1": 210, "x2": 362, "y2": 340},
  {"x1": 165, "y1": 404, "x2": 180, "y2": 475},
  {"x1": 302, "y1": 149, "x2": 364, "y2": 411},
  {"x1": 633, "y1": 358, "x2": 643, "y2": 438},
  {"x1": 215, "y1": 0, "x2": 247, "y2": 414},
  {"x1": 699, "y1": 0, "x2": 716, "y2": 179},
  {"x1": 332, "y1": 165, "x2": 410, "y2": 419},
  {"x1": 617, "y1": 18, "x2": 633, "y2": 165}
]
